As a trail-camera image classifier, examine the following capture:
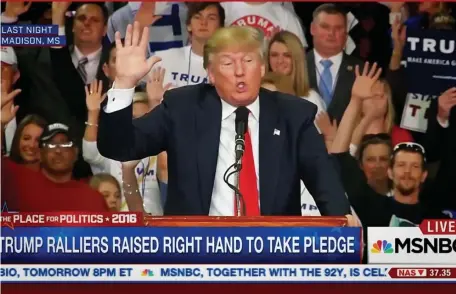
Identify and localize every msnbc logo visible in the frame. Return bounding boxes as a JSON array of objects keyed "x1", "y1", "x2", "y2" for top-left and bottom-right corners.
[
  {"x1": 371, "y1": 240, "x2": 394, "y2": 253},
  {"x1": 141, "y1": 269, "x2": 154, "y2": 277}
]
